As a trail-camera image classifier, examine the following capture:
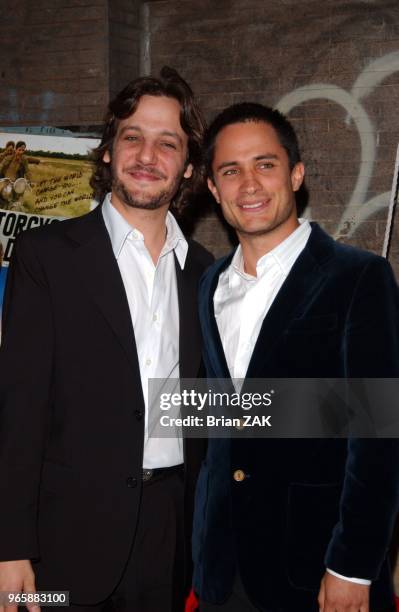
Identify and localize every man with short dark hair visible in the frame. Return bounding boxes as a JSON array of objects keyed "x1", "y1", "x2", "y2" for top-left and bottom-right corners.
[
  {"x1": 193, "y1": 102, "x2": 399, "y2": 612},
  {"x1": 0, "y1": 67, "x2": 212, "y2": 611}
]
